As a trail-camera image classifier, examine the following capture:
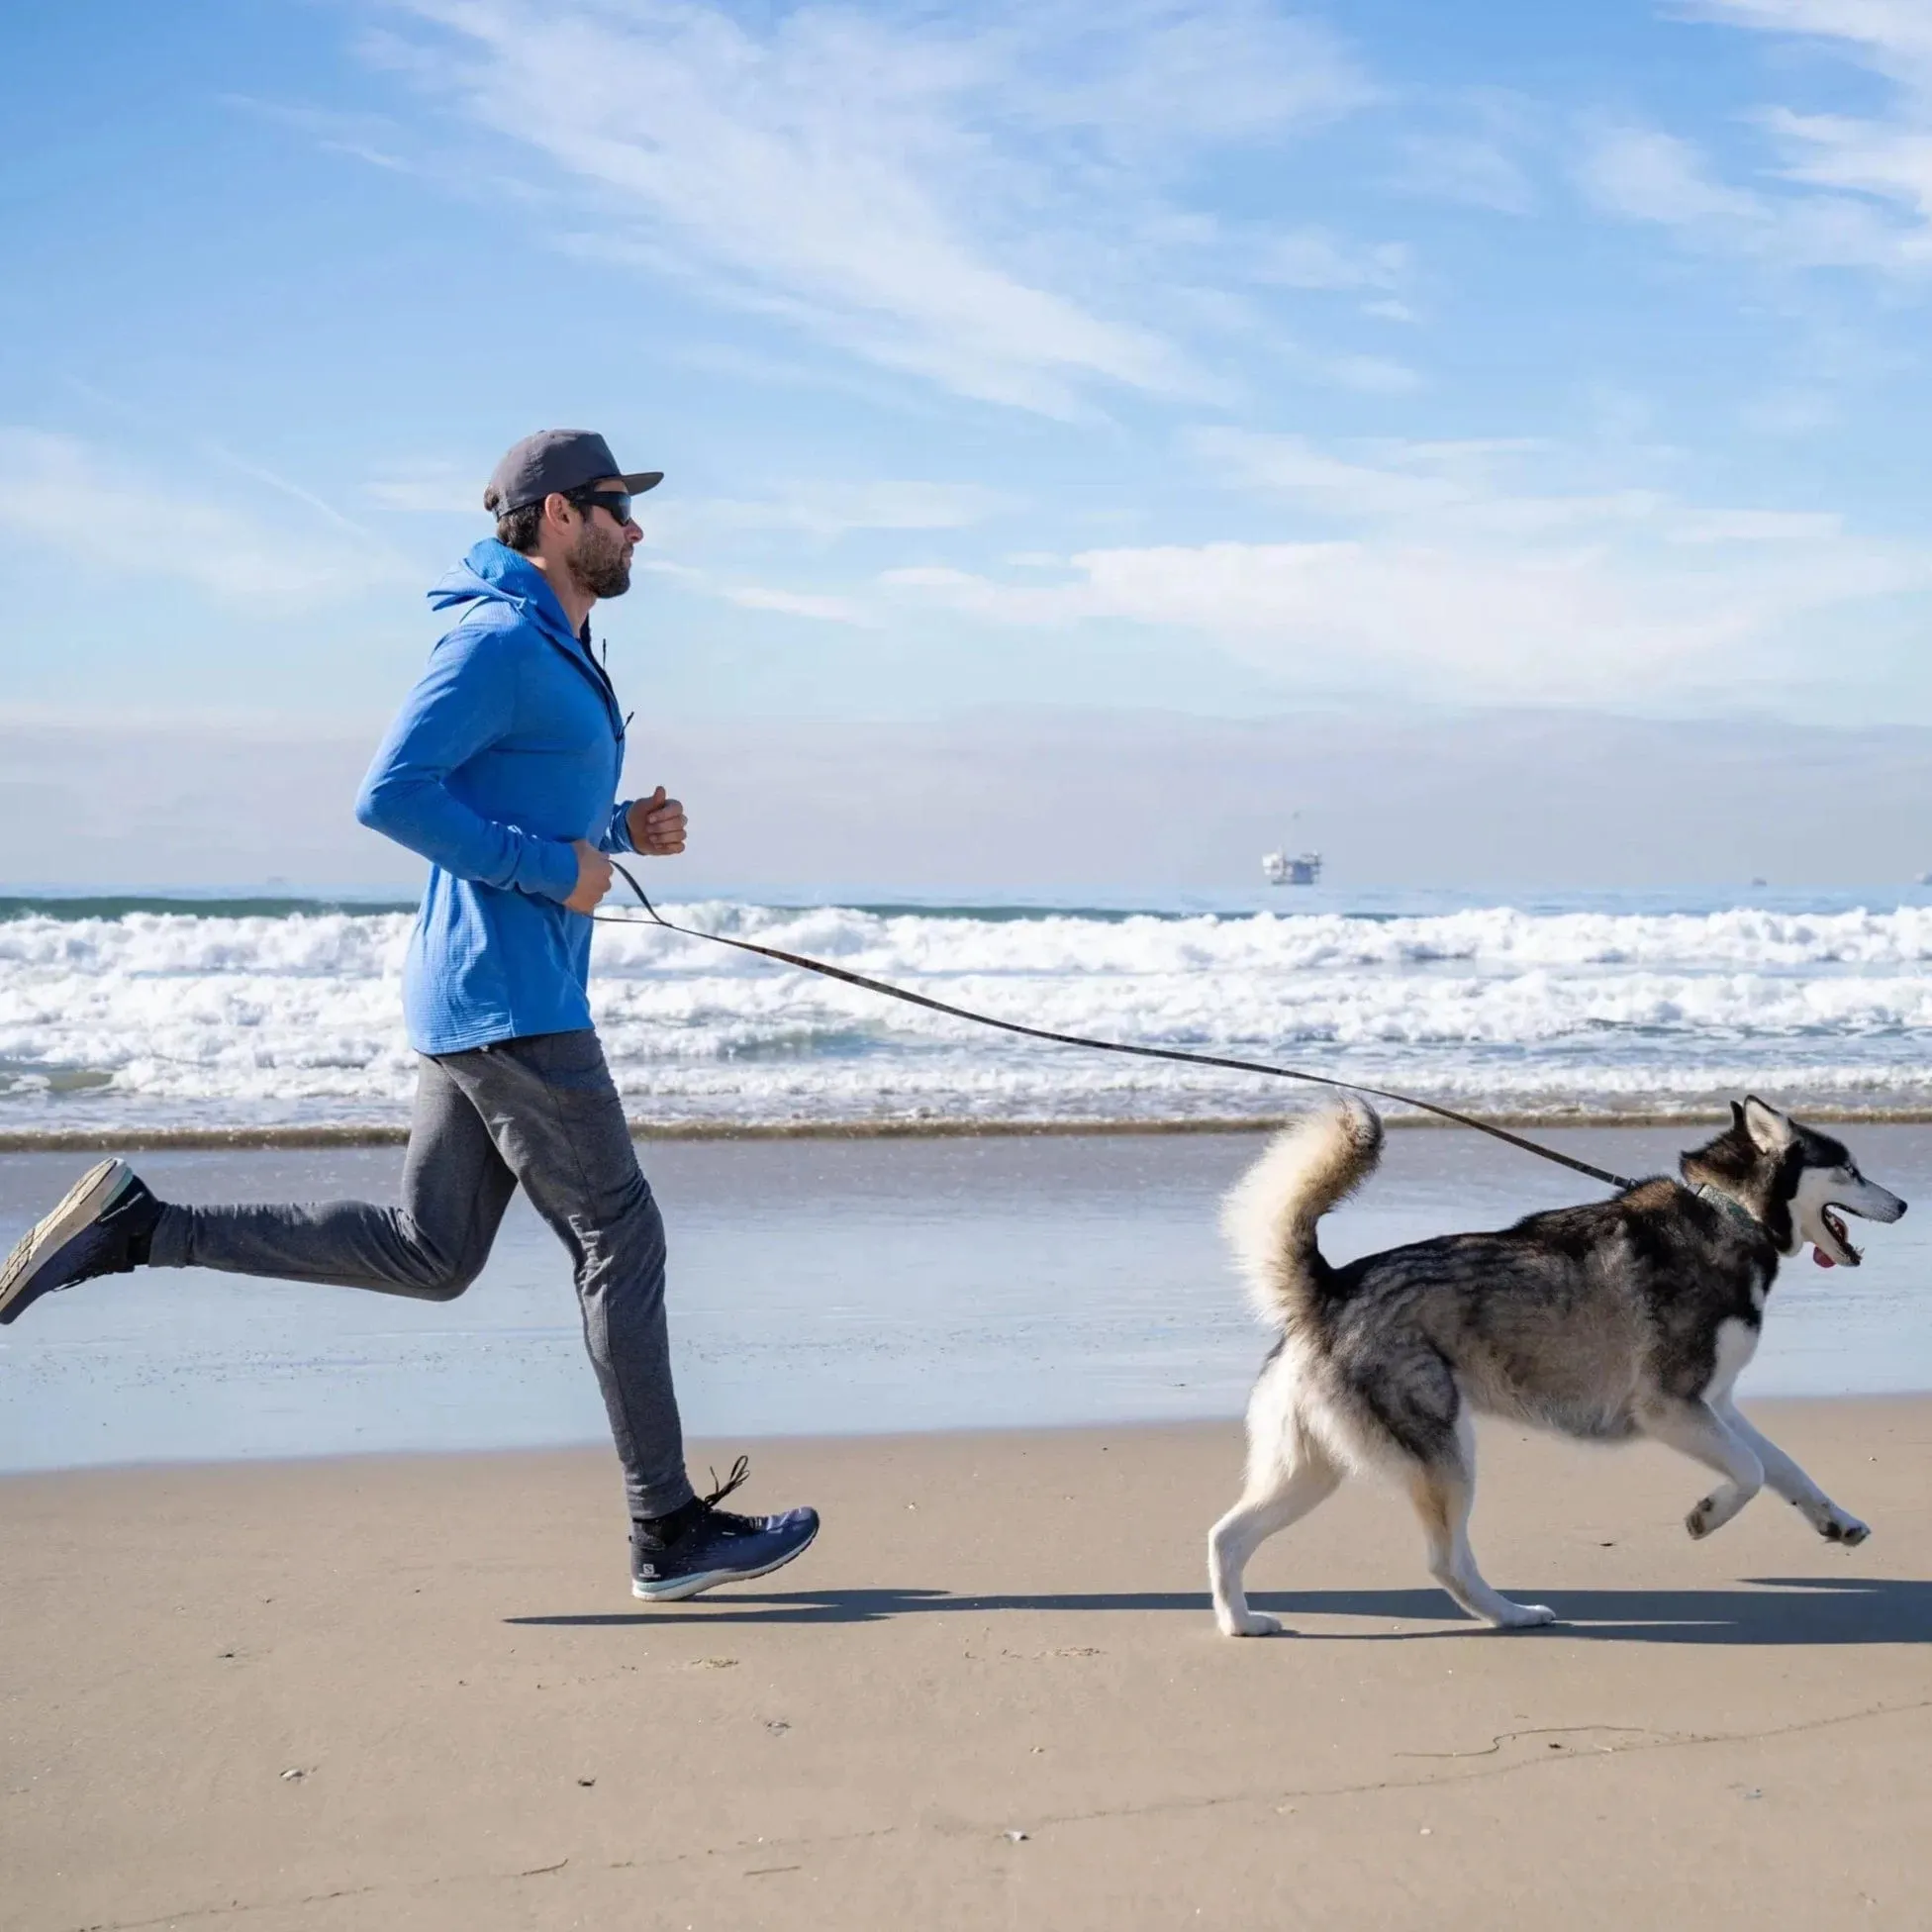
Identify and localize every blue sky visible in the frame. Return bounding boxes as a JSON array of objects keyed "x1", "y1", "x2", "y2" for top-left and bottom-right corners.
[{"x1": 4, "y1": 0, "x2": 1932, "y2": 738}]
